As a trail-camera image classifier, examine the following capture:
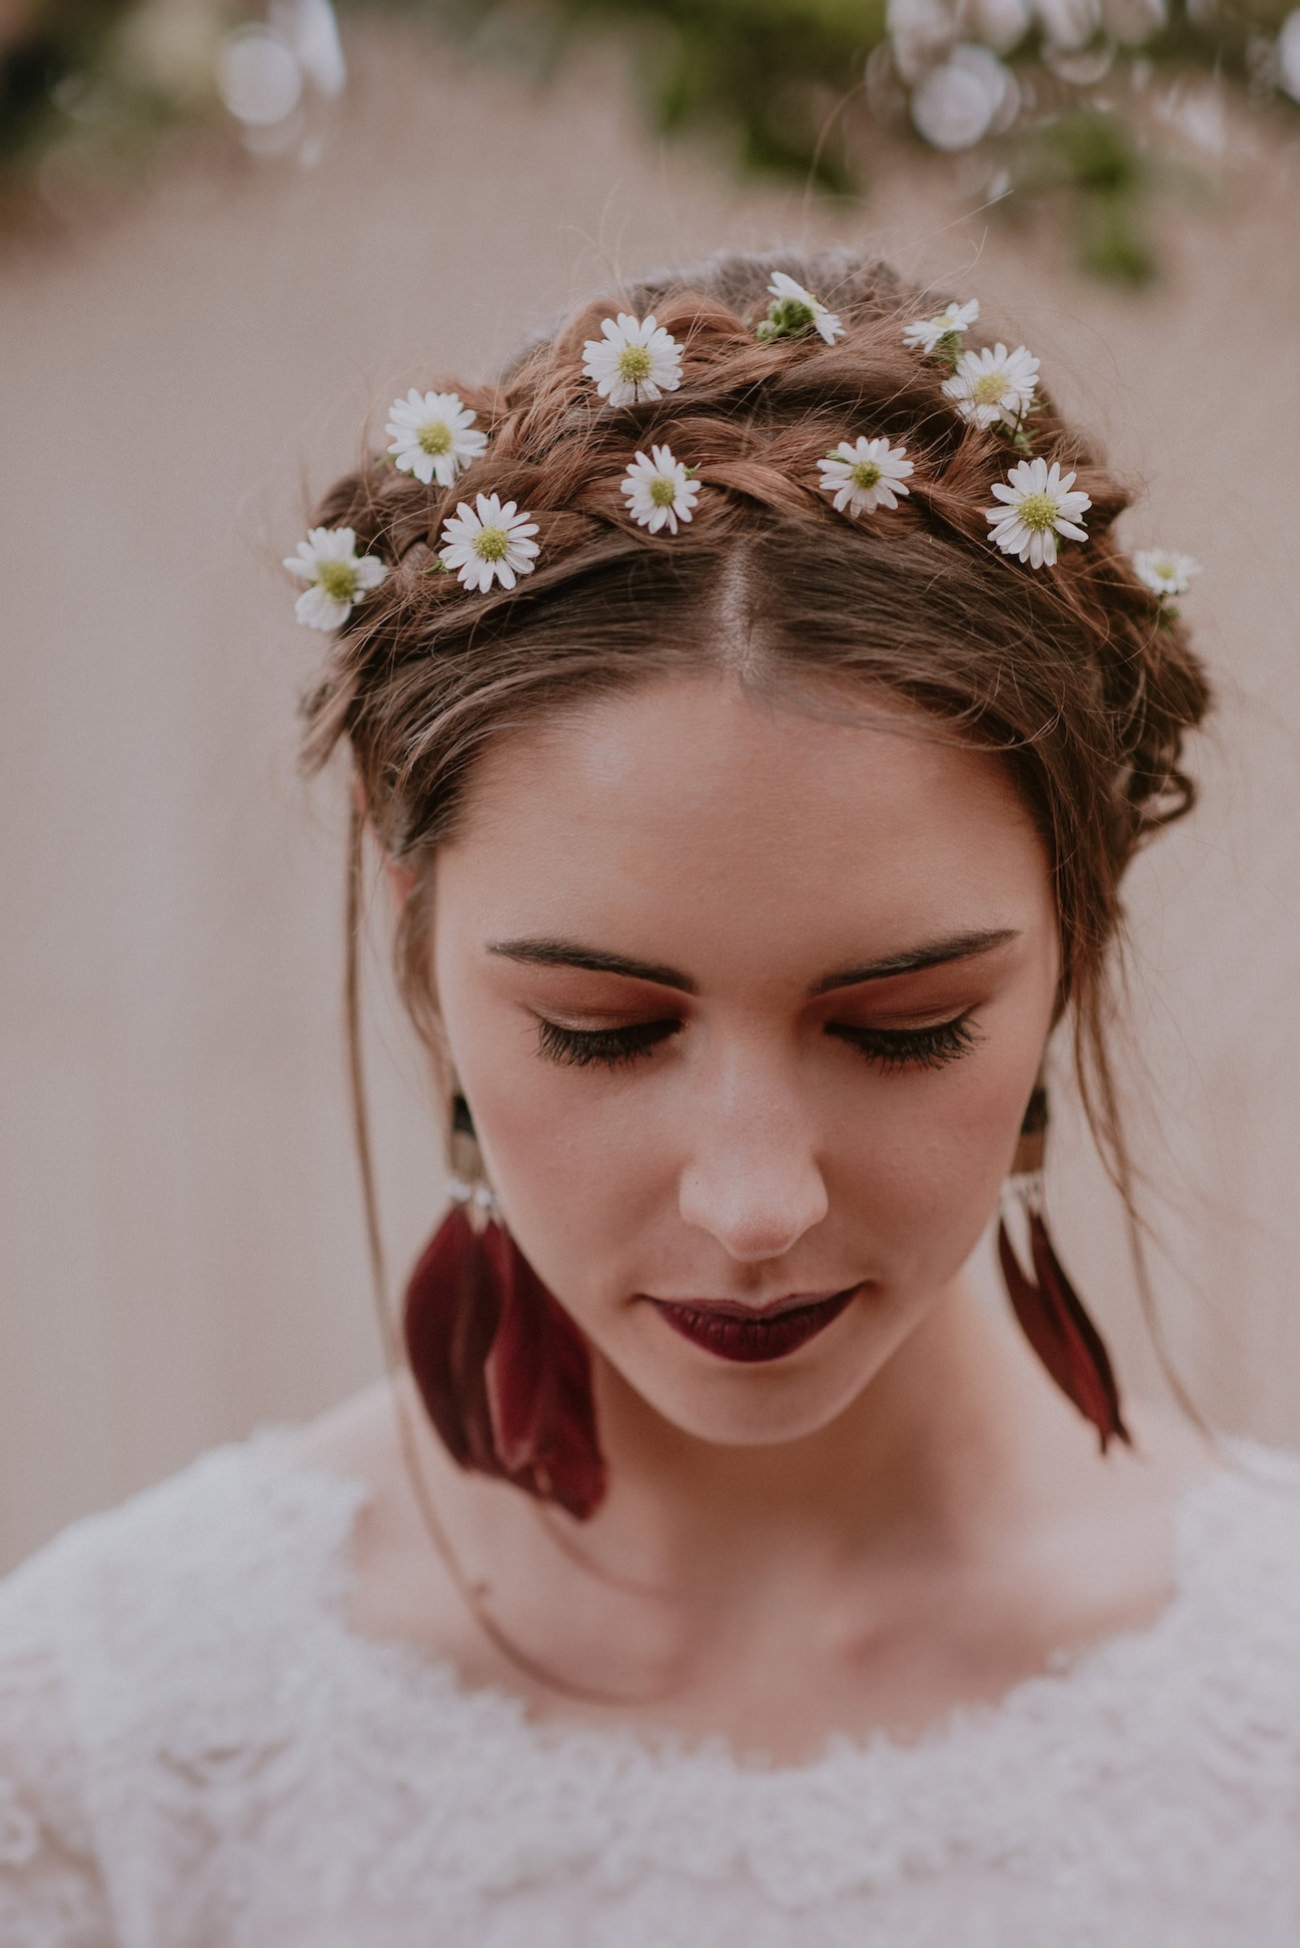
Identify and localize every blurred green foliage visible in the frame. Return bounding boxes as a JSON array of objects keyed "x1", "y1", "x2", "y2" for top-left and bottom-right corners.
[
  {"x1": 0, "y1": 1, "x2": 133, "y2": 166},
  {"x1": 2, "y1": 0, "x2": 1297, "y2": 280}
]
